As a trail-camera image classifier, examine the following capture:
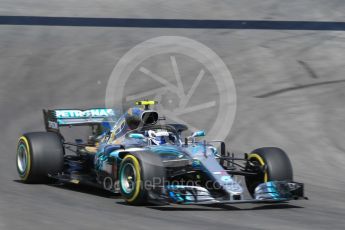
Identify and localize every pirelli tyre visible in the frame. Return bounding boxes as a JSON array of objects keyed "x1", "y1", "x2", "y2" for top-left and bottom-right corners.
[
  {"x1": 245, "y1": 147, "x2": 293, "y2": 197},
  {"x1": 16, "y1": 132, "x2": 64, "y2": 183},
  {"x1": 119, "y1": 152, "x2": 165, "y2": 205}
]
